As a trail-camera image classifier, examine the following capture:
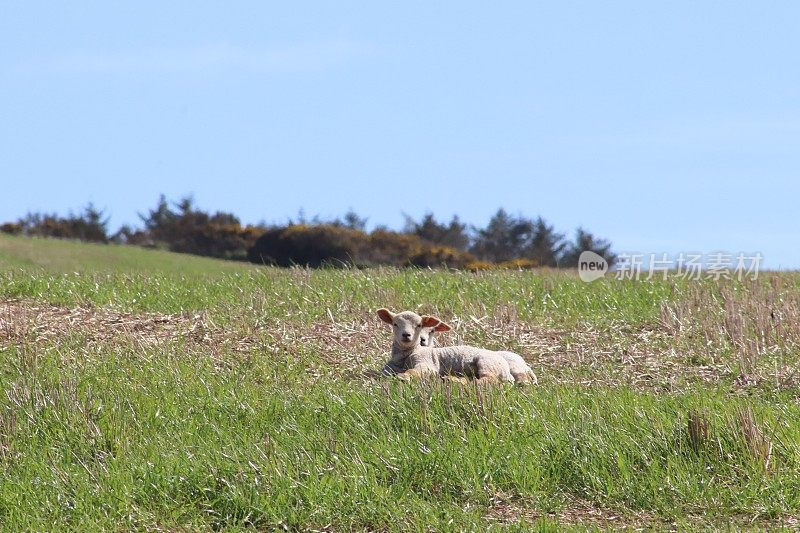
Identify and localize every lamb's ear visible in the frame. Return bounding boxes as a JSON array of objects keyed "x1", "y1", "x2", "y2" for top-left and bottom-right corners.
[
  {"x1": 377, "y1": 308, "x2": 395, "y2": 325},
  {"x1": 434, "y1": 321, "x2": 452, "y2": 332},
  {"x1": 422, "y1": 315, "x2": 452, "y2": 332}
]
